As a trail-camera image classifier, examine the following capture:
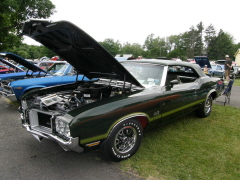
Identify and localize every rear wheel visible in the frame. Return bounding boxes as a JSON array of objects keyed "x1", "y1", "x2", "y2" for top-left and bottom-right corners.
[
  {"x1": 101, "y1": 119, "x2": 143, "y2": 161},
  {"x1": 195, "y1": 95, "x2": 212, "y2": 118}
]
